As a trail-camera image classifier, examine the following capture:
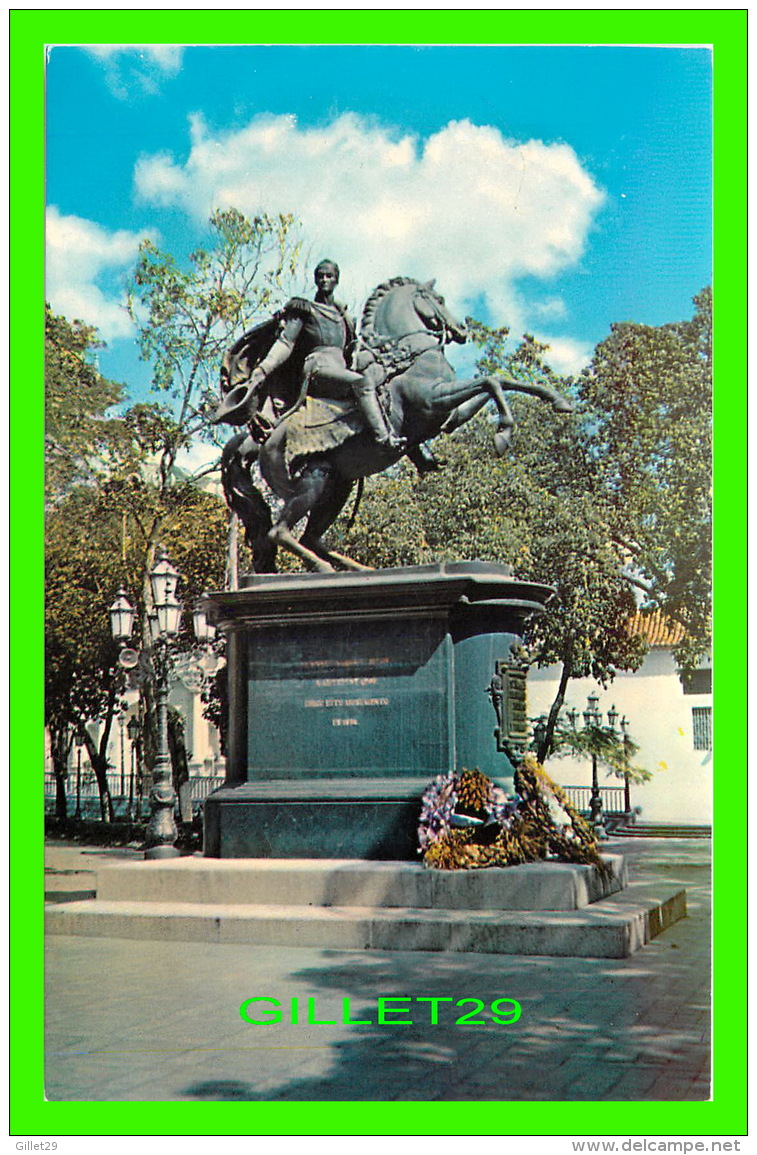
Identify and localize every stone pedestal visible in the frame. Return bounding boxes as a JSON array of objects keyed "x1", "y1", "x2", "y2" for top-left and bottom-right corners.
[{"x1": 203, "y1": 562, "x2": 553, "y2": 859}]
